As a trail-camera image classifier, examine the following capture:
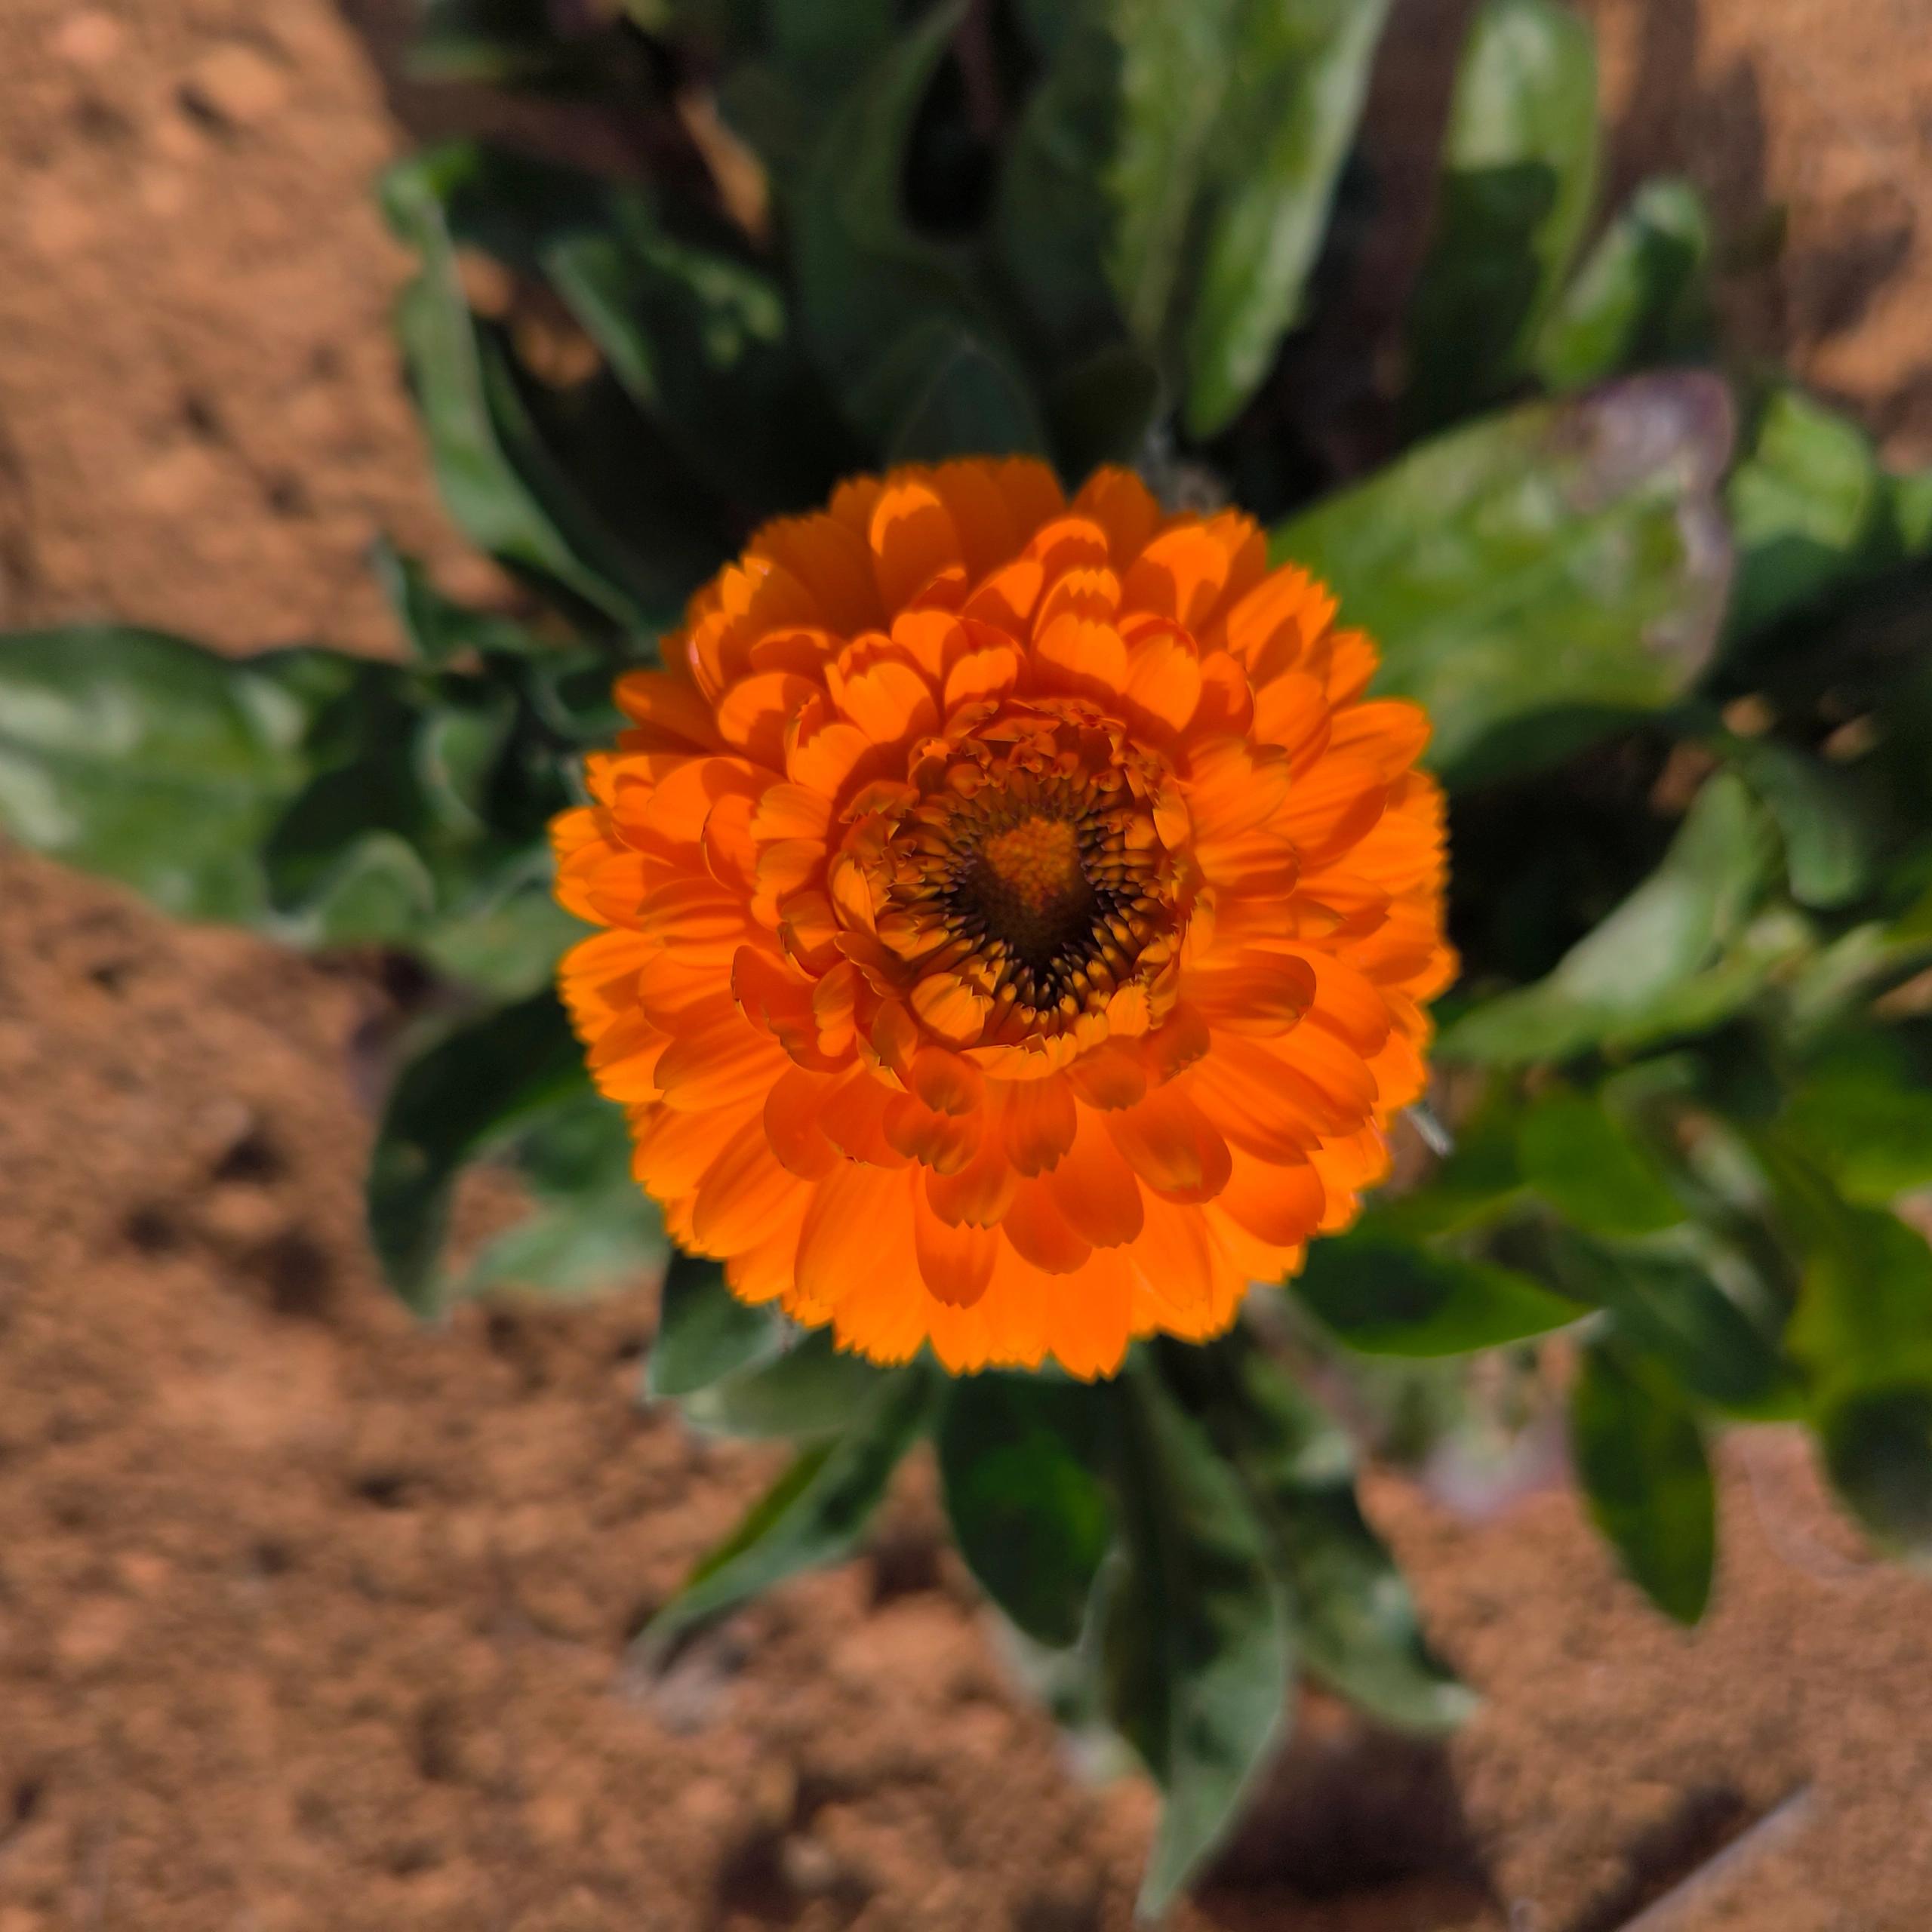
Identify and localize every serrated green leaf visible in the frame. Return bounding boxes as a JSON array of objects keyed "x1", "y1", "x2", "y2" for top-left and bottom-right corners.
[
  {"x1": 678, "y1": 1329, "x2": 891, "y2": 1439},
  {"x1": 1517, "y1": 1088, "x2": 1684, "y2": 1235},
  {"x1": 937, "y1": 1374, "x2": 1115, "y2": 1649},
  {"x1": 1293, "y1": 1232, "x2": 1584, "y2": 1355},
  {"x1": 1571, "y1": 1340, "x2": 1715, "y2": 1623},
  {"x1": 1404, "y1": 0, "x2": 1600, "y2": 429},
  {"x1": 0, "y1": 626, "x2": 332, "y2": 923},
  {"x1": 644, "y1": 1364, "x2": 932, "y2": 1656},
  {"x1": 1533, "y1": 176, "x2": 1714, "y2": 391},
  {"x1": 1445, "y1": 771, "x2": 1776, "y2": 1063},
  {"x1": 648, "y1": 1251, "x2": 782, "y2": 1398},
  {"x1": 366, "y1": 989, "x2": 590, "y2": 1311},
  {"x1": 1103, "y1": 1359, "x2": 1291, "y2": 1918},
  {"x1": 1275, "y1": 374, "x2": 1735, "y2": 787}
]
